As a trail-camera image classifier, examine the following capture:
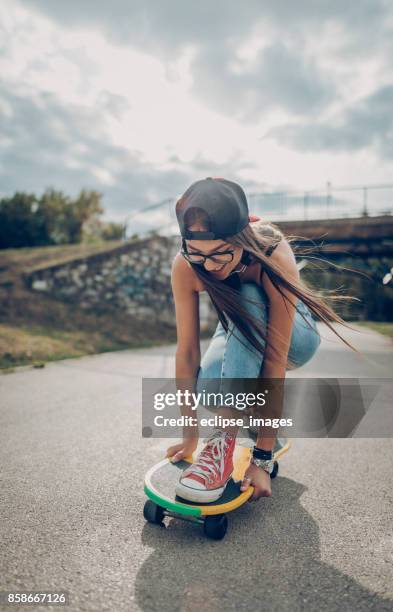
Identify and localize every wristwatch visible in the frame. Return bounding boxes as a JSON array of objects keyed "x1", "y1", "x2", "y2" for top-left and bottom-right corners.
[
  {"x1": 251, "y1": 446, "x2": 274, "y2": 474},
  {"x1": 250, "y1": 455, "x2": 275, "y2": 474}
]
